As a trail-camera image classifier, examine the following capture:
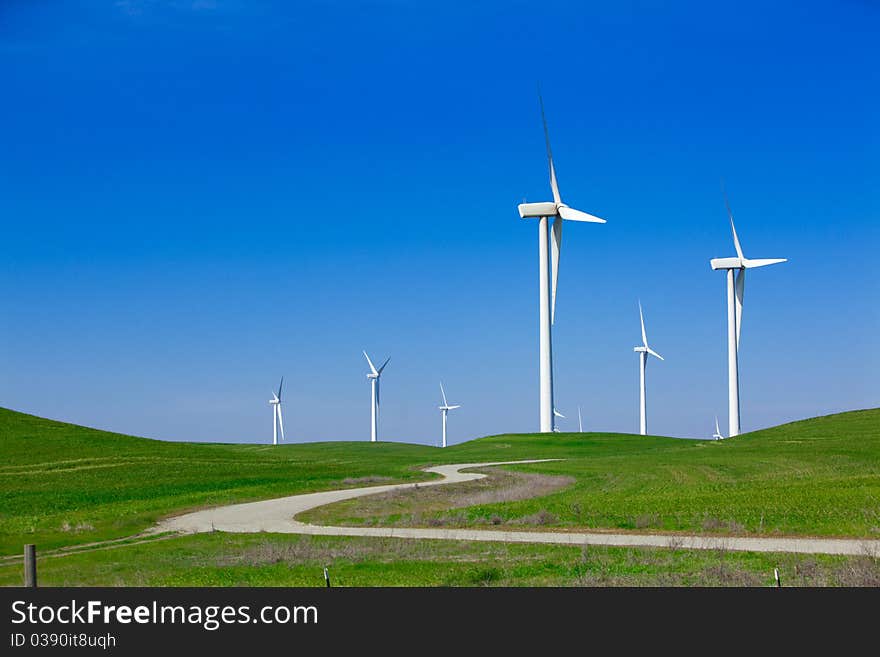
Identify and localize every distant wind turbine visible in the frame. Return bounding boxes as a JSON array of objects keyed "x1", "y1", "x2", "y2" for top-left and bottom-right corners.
[
  {"x1": 517, "y1": 92, "x2": 606, "y2": 433},
  {"x1": 710, "y1": 185, "x2": 786, "y2": 437},
  {"x1": 363, "y1": 351, "x2": 390, "y2": 442},
  {"x1": 634, "y1": 301, "x2": 664, "y2": 436},
  {"x1": 438, "y1": 382, "x2": 461, "y2": 448},
  {"x1": 268, "y1": 377, "x2": 284, "y2": 446},
  {"x1": 552, "y1": 407, "x2": 565, "y2": 432},
  {"x1": 712, "y1": 416, "x2": 724, "y2": 440}
]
